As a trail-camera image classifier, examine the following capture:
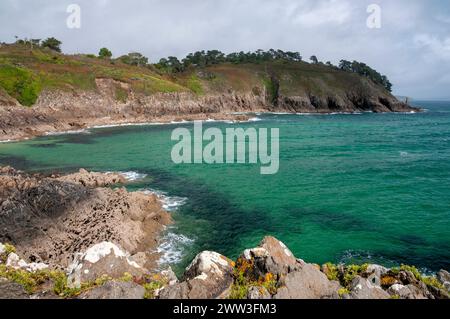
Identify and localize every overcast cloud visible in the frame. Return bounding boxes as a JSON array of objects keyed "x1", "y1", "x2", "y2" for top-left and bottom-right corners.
[{"x1": 1, "y1": 0, "x2": 449, "y2": 99}]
